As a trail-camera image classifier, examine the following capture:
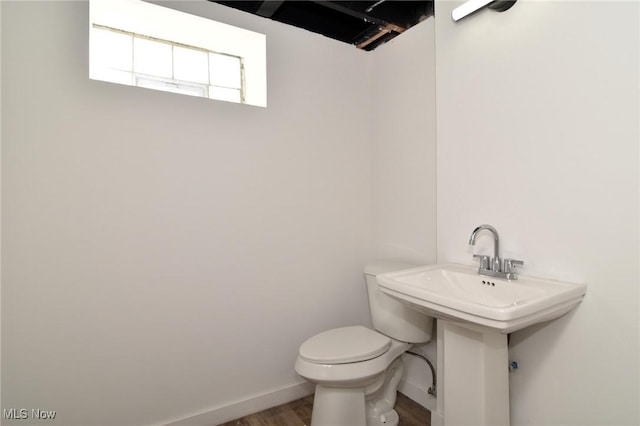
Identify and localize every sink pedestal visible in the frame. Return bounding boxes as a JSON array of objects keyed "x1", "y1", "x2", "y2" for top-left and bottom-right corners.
[{"x1": 437, "y1": 320, "x2": 510, "y2": 426}]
